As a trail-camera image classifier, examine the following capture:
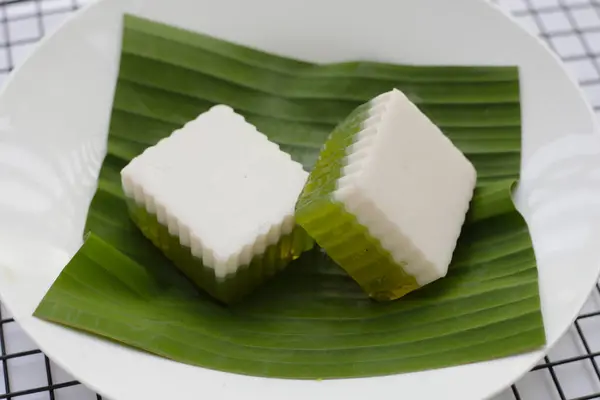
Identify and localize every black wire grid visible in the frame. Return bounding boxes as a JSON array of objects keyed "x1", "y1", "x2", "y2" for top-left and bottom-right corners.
[{"x1": 0, "y1": 0, "x2": 598, "y2": 399}]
